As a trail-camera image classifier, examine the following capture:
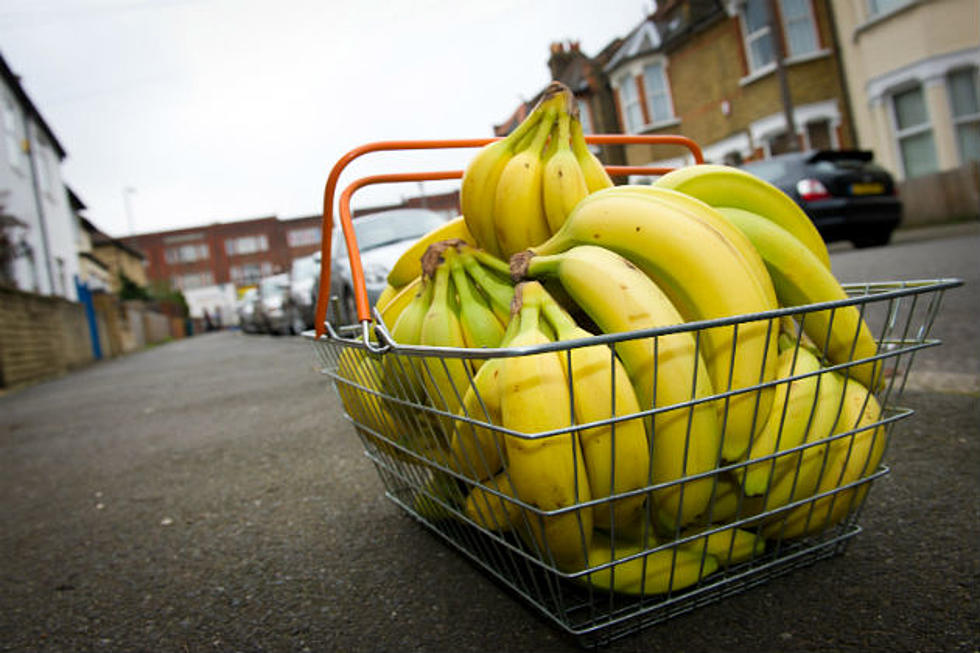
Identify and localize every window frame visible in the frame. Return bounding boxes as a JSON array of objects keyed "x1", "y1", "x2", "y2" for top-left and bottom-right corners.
[
  {"x1": 616, "y1": 73, "x2": 645, "y2": 134},
  {"x1": 946, "y1": 66, "x2": 980, "y2": 165},
  {"x1": 641, "y1": 60, "x2": 674, "y2": 126},
  {"x1": 890, "y1": 83, "x2": 938, "y2": 179}
]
